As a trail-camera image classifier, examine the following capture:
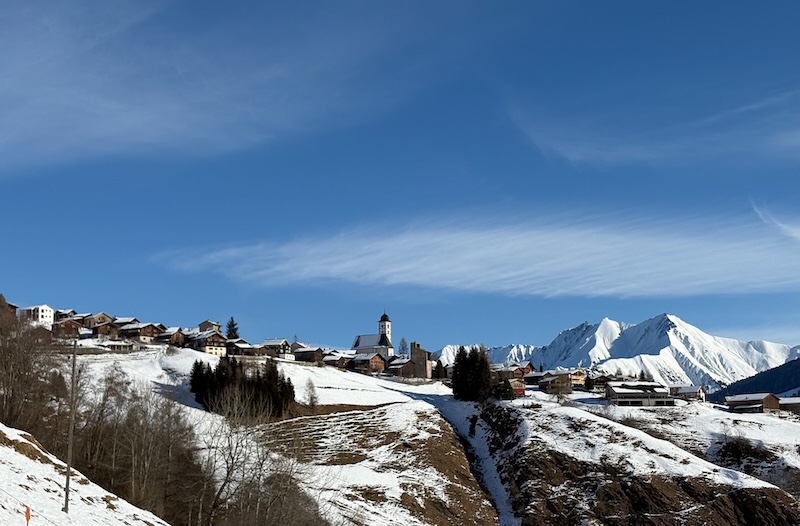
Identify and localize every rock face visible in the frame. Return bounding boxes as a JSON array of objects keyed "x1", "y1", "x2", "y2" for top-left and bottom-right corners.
[{"x1": 477, "y1": 404, "x2": 800, "y2": 526}]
